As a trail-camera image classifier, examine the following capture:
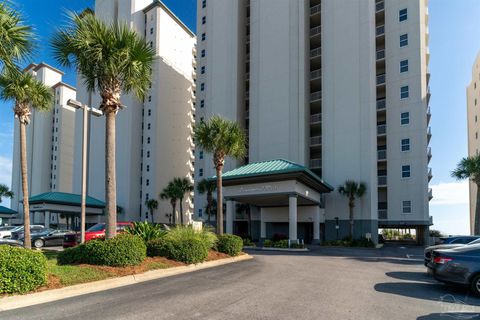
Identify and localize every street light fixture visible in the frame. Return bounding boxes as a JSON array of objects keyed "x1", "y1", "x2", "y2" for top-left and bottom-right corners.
[{"x1": 67, "y1": 99, "x2": 102, "y2": 243}]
